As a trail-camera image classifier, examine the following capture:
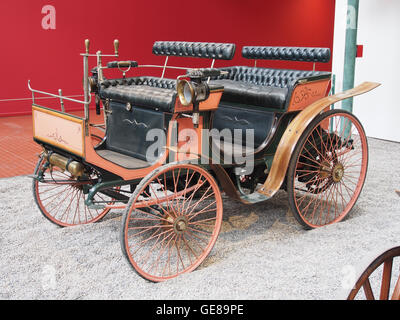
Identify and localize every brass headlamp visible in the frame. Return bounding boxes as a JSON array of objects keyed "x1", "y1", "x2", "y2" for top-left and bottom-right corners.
[
  {"x1": 177, "y1": 68, "x2": 222, "y2": 128},
  {"x1": 177, "y1": 79, "x2": 210, "y2": 106}
]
